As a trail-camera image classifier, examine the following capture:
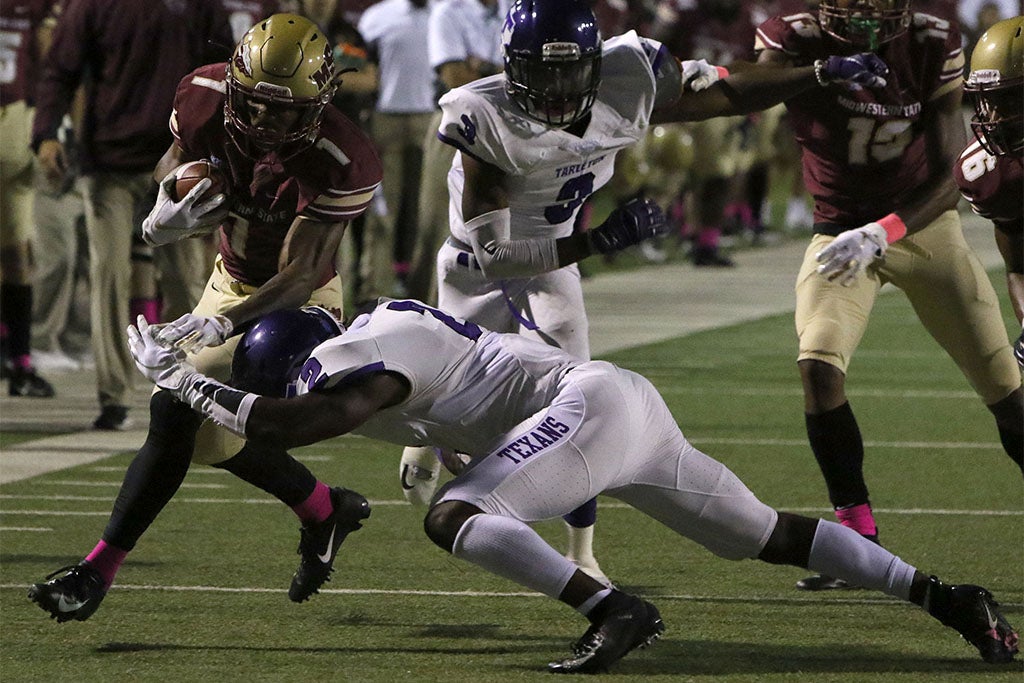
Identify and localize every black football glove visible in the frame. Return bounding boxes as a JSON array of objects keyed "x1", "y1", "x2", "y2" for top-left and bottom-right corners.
[{"x1": 589, "y1": 197, "x2": 668, "y2": 255}]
